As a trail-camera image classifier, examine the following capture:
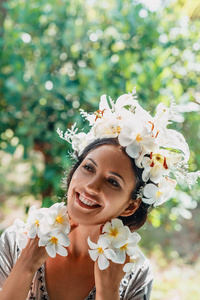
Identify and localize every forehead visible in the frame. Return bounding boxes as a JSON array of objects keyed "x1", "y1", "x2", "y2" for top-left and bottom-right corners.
[{"x1": 84, "y1": 144, "x2": 136, "y2": 184}]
